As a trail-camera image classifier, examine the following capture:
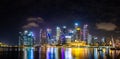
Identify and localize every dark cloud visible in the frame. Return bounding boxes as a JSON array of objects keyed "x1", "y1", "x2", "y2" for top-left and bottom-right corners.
[
  {"x1": 22, "y1": 22, "x2": 39, "y2": 29},
  {"x1": 96, "y1": 23, "x2": 117, "y2": 31},
  {"x1": 22, "y1": 17, "x2": 44, "y2": 29},
  {"x1": 27, "y1": 17, "x2": 44, "y2": 23}
]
